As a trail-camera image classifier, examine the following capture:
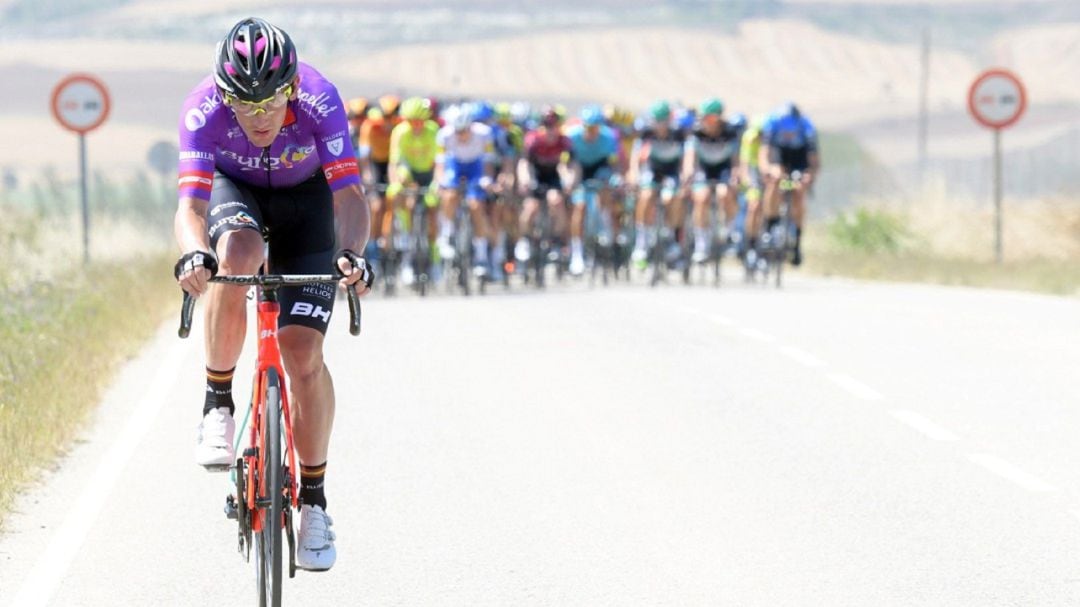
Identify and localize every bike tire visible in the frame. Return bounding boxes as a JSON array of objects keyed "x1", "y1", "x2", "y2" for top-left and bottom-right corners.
[{"x1": 255, "y1": 368, "x2": 284, "y2": 607}]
